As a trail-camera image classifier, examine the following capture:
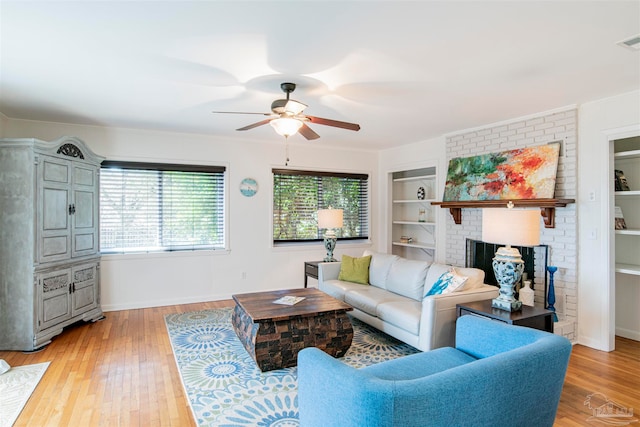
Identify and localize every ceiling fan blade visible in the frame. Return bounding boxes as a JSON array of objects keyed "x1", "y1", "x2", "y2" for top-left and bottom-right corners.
[
  {"x1": 298, "y1": 123, "x2": 320, "y2": 140},
  {"x1": 306, "y1": 115, "x2": 361, "y2": 131},
  {"x1": 212, "y1": 111, "x2": 272, "y2": 116},
  {"x1": 236, "y1": 118, "x2": 273, "y2": 131}
]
